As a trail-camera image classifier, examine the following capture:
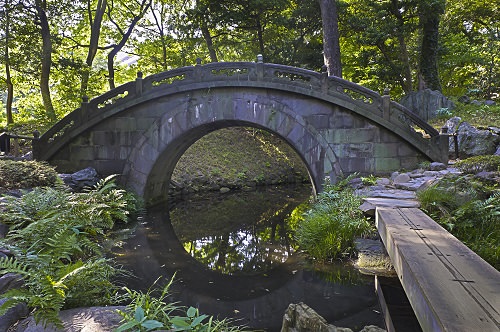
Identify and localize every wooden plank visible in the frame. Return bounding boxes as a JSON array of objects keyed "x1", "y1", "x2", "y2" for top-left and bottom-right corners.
[{"x1": 376, "y1": 207, "x2": 500, "y2": 332}]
